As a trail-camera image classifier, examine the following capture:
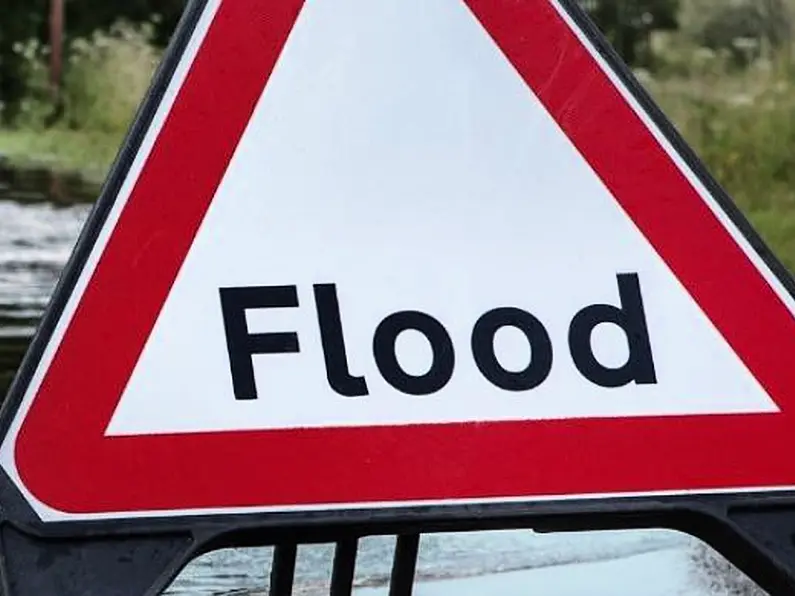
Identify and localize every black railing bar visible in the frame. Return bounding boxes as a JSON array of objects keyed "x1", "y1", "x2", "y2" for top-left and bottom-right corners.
[
  {"x1": 330, "y1": 538, "x2": 359, "y2": 596},
  {"x1": 388, "y1": 534, "x2": 420, "y2": 596},
  {"x1": 269, "y1": 542, "x2": 298, "y2": 596}
]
